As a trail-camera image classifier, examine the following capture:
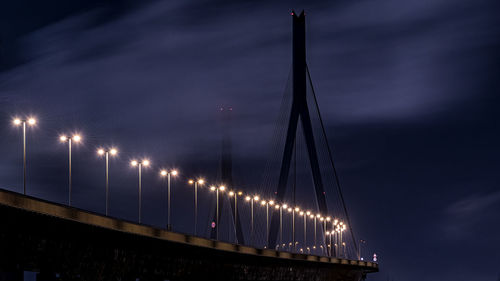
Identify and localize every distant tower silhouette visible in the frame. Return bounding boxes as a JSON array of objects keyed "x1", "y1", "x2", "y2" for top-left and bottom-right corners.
[{"x1": 209, "y1": 106, "x2": 245, "y2": 244}]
